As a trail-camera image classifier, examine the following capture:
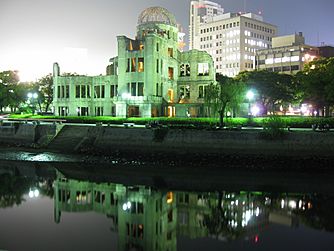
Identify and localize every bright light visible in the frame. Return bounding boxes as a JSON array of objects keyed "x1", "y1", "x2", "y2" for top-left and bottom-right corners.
[
  {"x1": 122, "y1": 93, "x2": 131, "y2": 99},
  {"x1": 301, "y1": 106, "x2": 307, "y2": 113},
  {"x1": 251, "y1": 105, "x2": 260, "y2": 116},
  {"x1": 28, "y1": 189, "x2": 39, "y2": 198},
  {"x1": 246, "y1": 90, "x2": 254, "y2": 100},
  {"x1": 122, "y1": 203, "x2": 128, "y2": 211},
  {"x1": 34, "y1": 189, "x2": 39, "y2": 197},
  {"x1": 288, "y1": 200, "x2": 297, "y2": 209},
  {"x1": 27, "y1": 92, "x2": 38, "y2": 99},
  {"x1": 122, "y1": 201, "x2": 132, "y2": 211},
  {"x1": 281, "y1": 199, "x2": 285, "y2": 209},
  {"x1": 127, "y1": 201, "x2": 131, "y2": 209}
]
